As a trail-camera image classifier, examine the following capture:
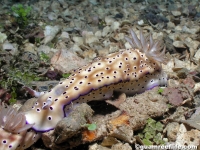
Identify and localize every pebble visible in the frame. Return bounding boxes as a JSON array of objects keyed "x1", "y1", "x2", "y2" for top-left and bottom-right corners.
[
  {"x1": 194, "y1": 49, "x2": 200, "y2": 62},
  {"x1": 171, "y1": 10, "x2": 181, "y2": 17},
  {"x1": 0, "y1": 32, "x2": 7, "y2": 43},
  {"x1": 173, "y1": 41, "x2": 186, "y2": 48}
]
